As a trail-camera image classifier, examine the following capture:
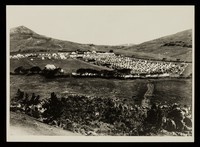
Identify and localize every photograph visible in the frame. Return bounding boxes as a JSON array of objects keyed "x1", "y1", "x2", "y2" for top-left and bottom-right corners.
[{"x1": 6, "y1": 5, "x2": 194, "y2": 142}]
